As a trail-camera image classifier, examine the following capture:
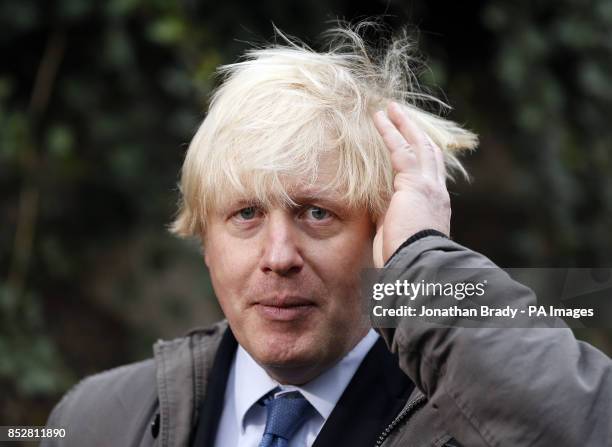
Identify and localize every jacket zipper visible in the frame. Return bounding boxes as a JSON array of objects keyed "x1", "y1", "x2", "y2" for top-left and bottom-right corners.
[{"x1": 375, "y1": 395, "x2": 427, "y2": 447}]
